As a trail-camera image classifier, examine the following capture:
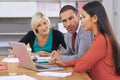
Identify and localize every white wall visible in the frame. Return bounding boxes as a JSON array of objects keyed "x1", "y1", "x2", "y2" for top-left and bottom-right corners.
[
  {"x1": 113, "y1": 0, "x2": 120, "y2": 42},
  {"x1": 102, "y1": 0, "x2": 114, "y2": 28},
  {"x1": 102, "y1": 0, "x2": 120, "y2": 42},
  {"x1": 0, "y1": 2, "x2": 36, "y2": 17}
]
